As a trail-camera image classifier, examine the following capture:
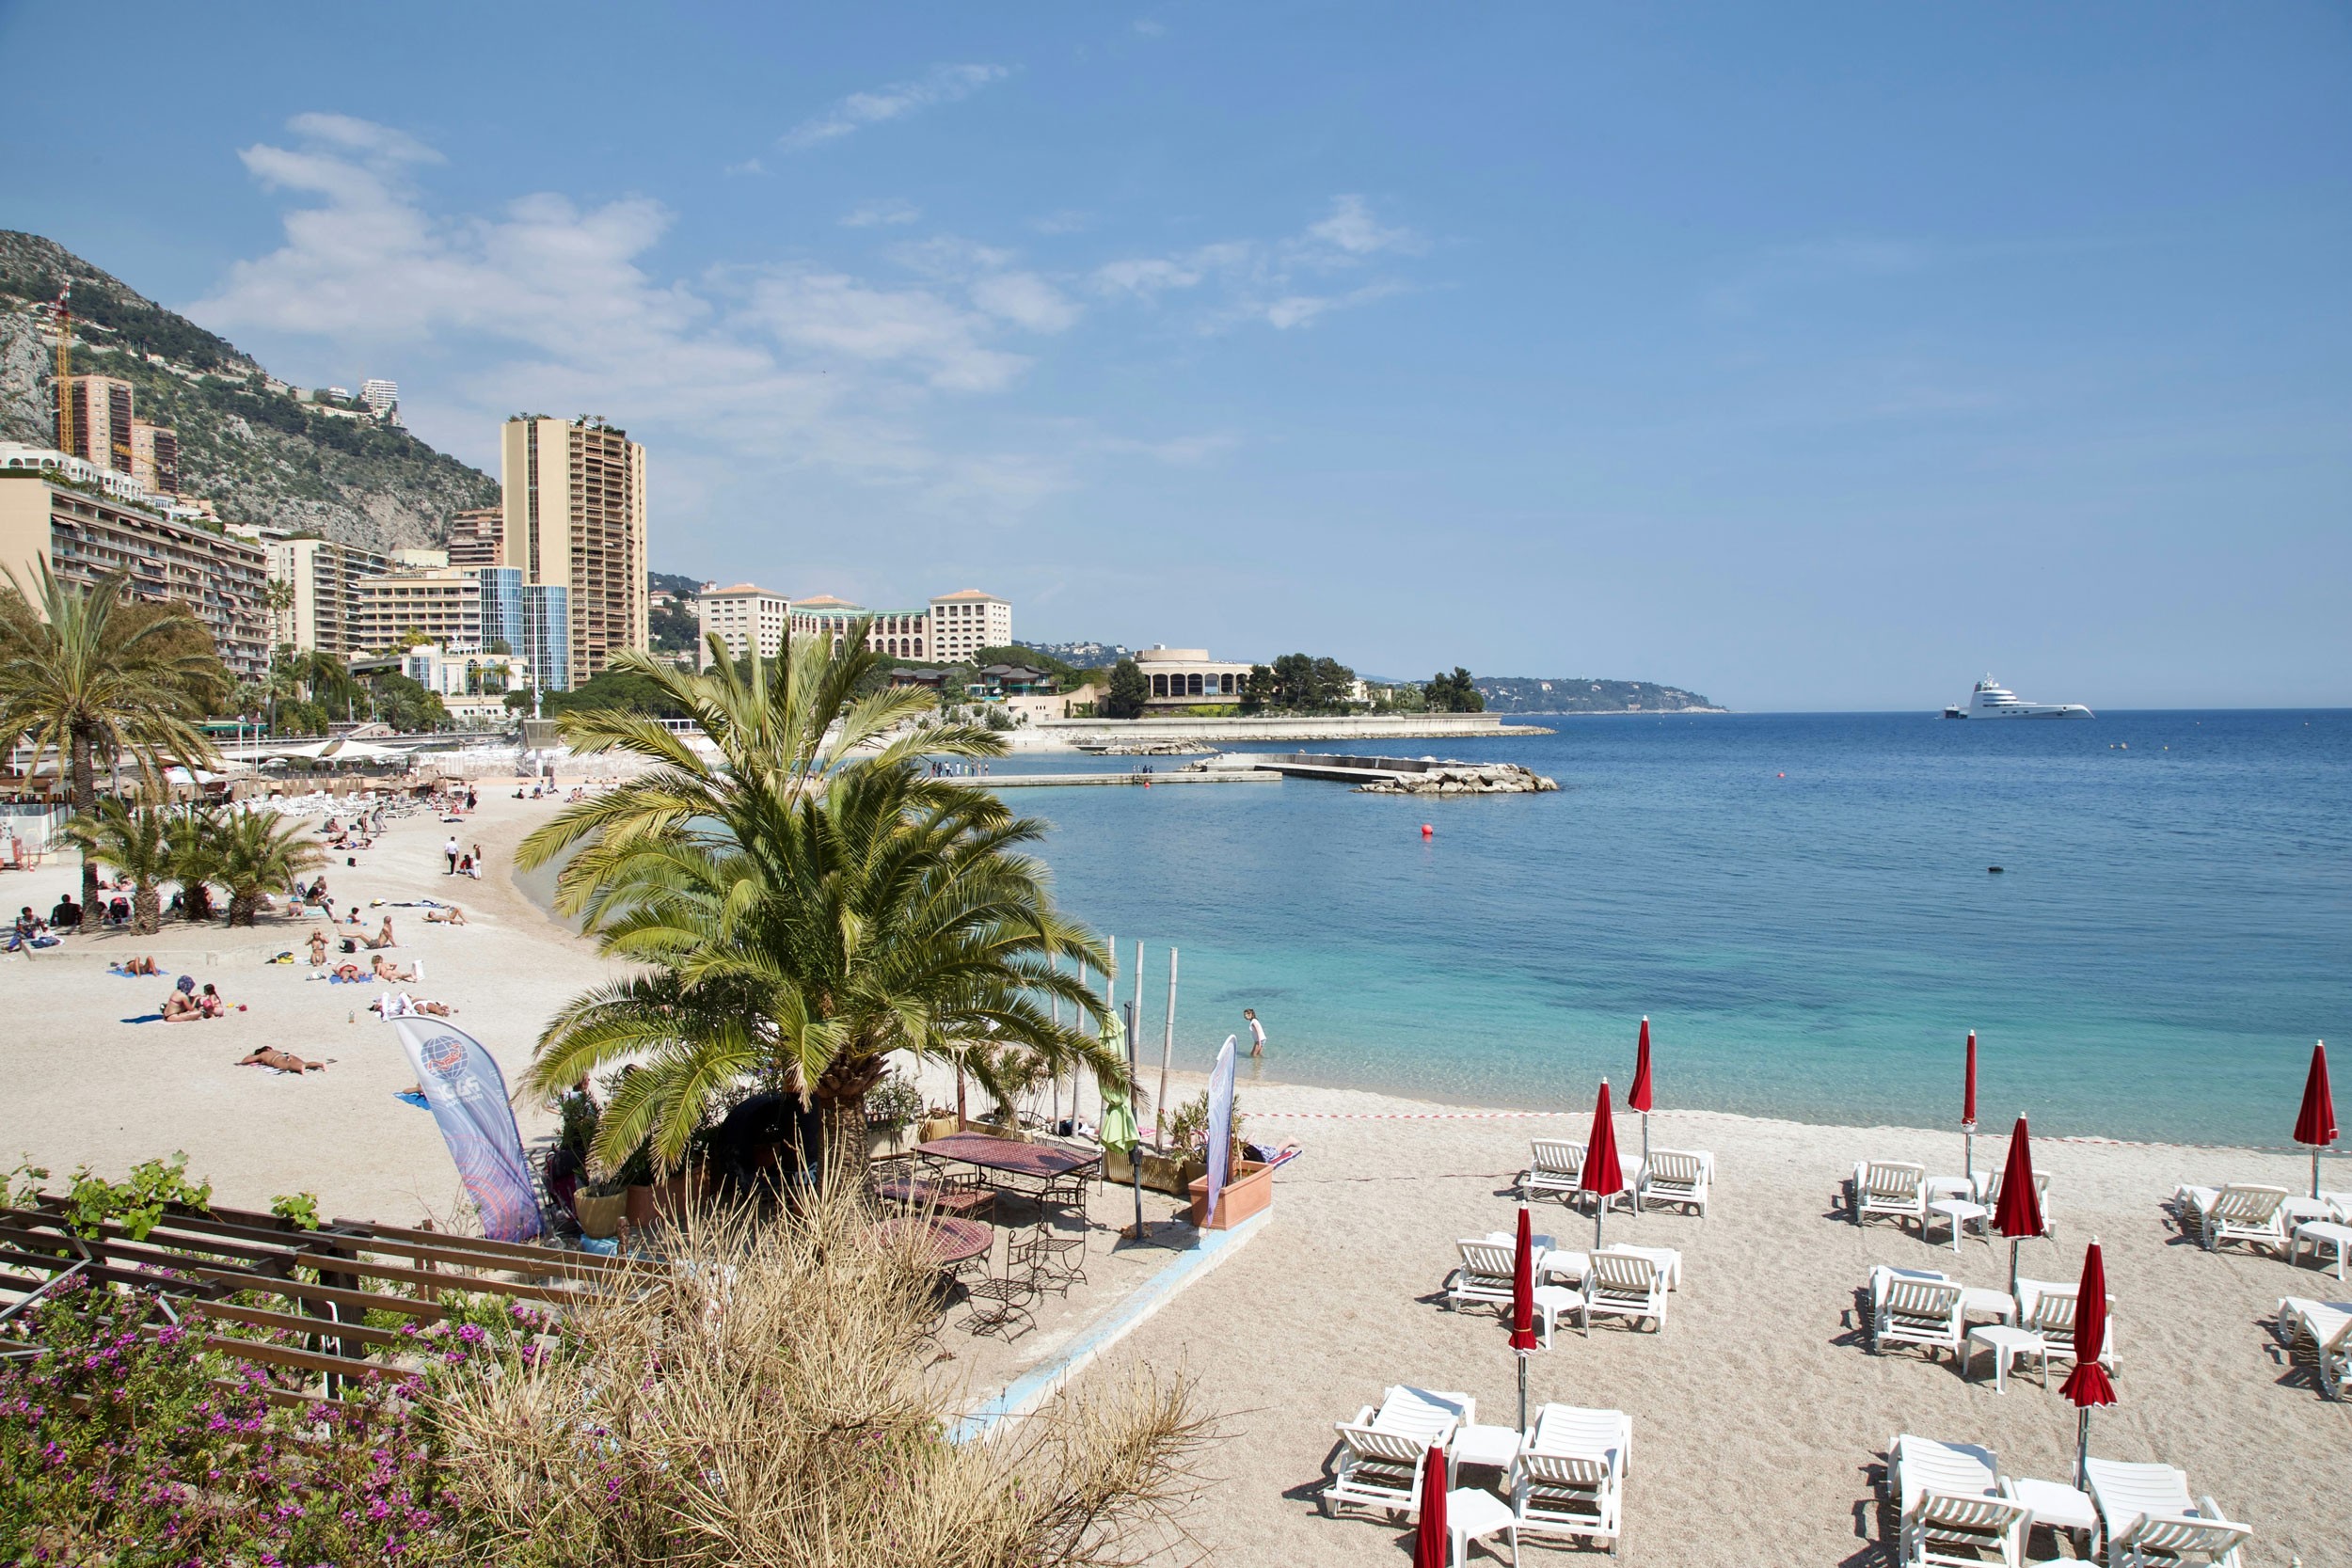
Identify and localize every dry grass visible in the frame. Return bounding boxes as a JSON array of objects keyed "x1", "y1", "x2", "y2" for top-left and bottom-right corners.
[{"x1": 432, "y1": 1182, "x2": 1214, "y2": 1567}]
